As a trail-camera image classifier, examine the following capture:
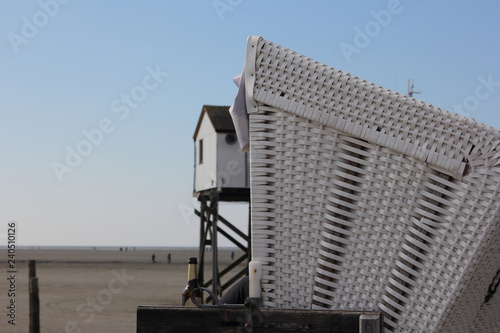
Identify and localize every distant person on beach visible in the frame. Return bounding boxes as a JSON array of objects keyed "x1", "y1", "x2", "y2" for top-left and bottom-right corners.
[
  {"x1": 231, "y1": 251, "x2": 234, "y2": 260},
  {"x1": 152, "y1": 254, "x2": 156, "y2": 263},
  {"x1": 168, "y1": 253, "x2": 171, "y2": 264}
]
